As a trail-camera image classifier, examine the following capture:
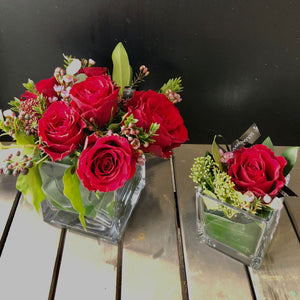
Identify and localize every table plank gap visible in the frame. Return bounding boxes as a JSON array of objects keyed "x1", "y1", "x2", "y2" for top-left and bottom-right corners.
[
  {"x1": 48, "y1": 228, "x2": 67, "y2": 300},
  {"x1": 0, "y1": 190, "x2": 21, "y2": 256},
  {"x1": 284, "y1": 202, "x2": 300, "y2": 242},
  {"x1": 244, "y1": 265, "x2": 257, "y2": 300},
  {"x1": 115, "y1": 237, "x2": 124, "y2": 300},
  {"x1": 171, "y1": 157, "x2": 190, "y2": 300},
  {"x1": 176, "y1": 227, "x2": 190, "y2": 300}
]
